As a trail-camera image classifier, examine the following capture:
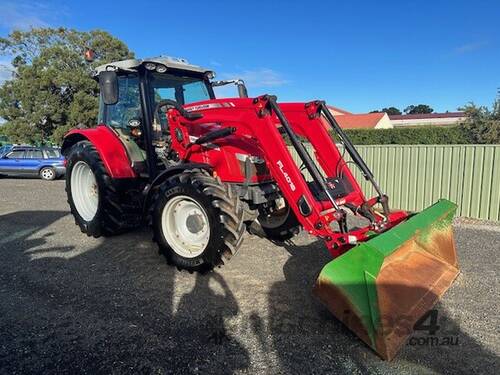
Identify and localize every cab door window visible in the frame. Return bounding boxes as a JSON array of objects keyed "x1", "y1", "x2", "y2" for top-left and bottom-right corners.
[{"x1": 104, "y1": 75, "x2": 141, "y2": 131}]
